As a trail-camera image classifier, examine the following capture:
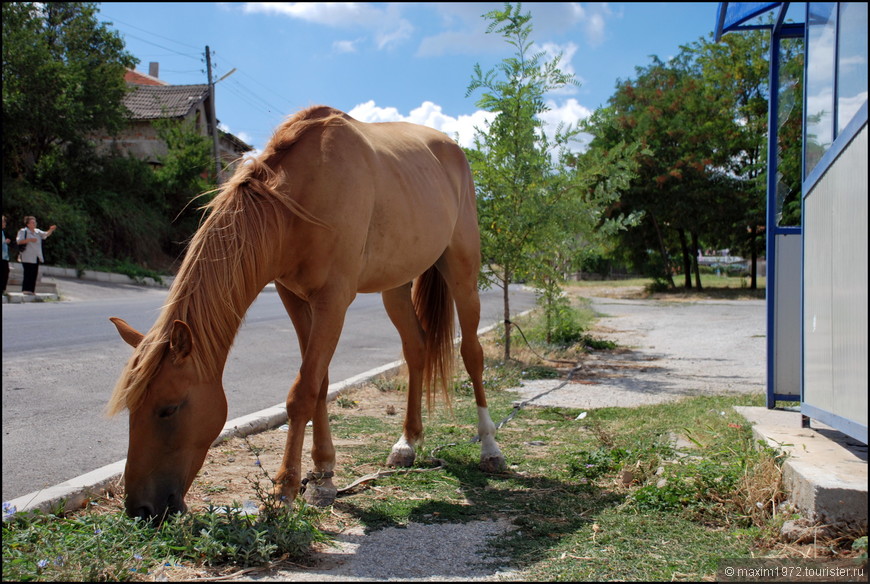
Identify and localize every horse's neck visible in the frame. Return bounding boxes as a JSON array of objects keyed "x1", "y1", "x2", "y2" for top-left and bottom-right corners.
[{"x1": 168, "y1": 257, "x2": 273, "y2": 375}]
